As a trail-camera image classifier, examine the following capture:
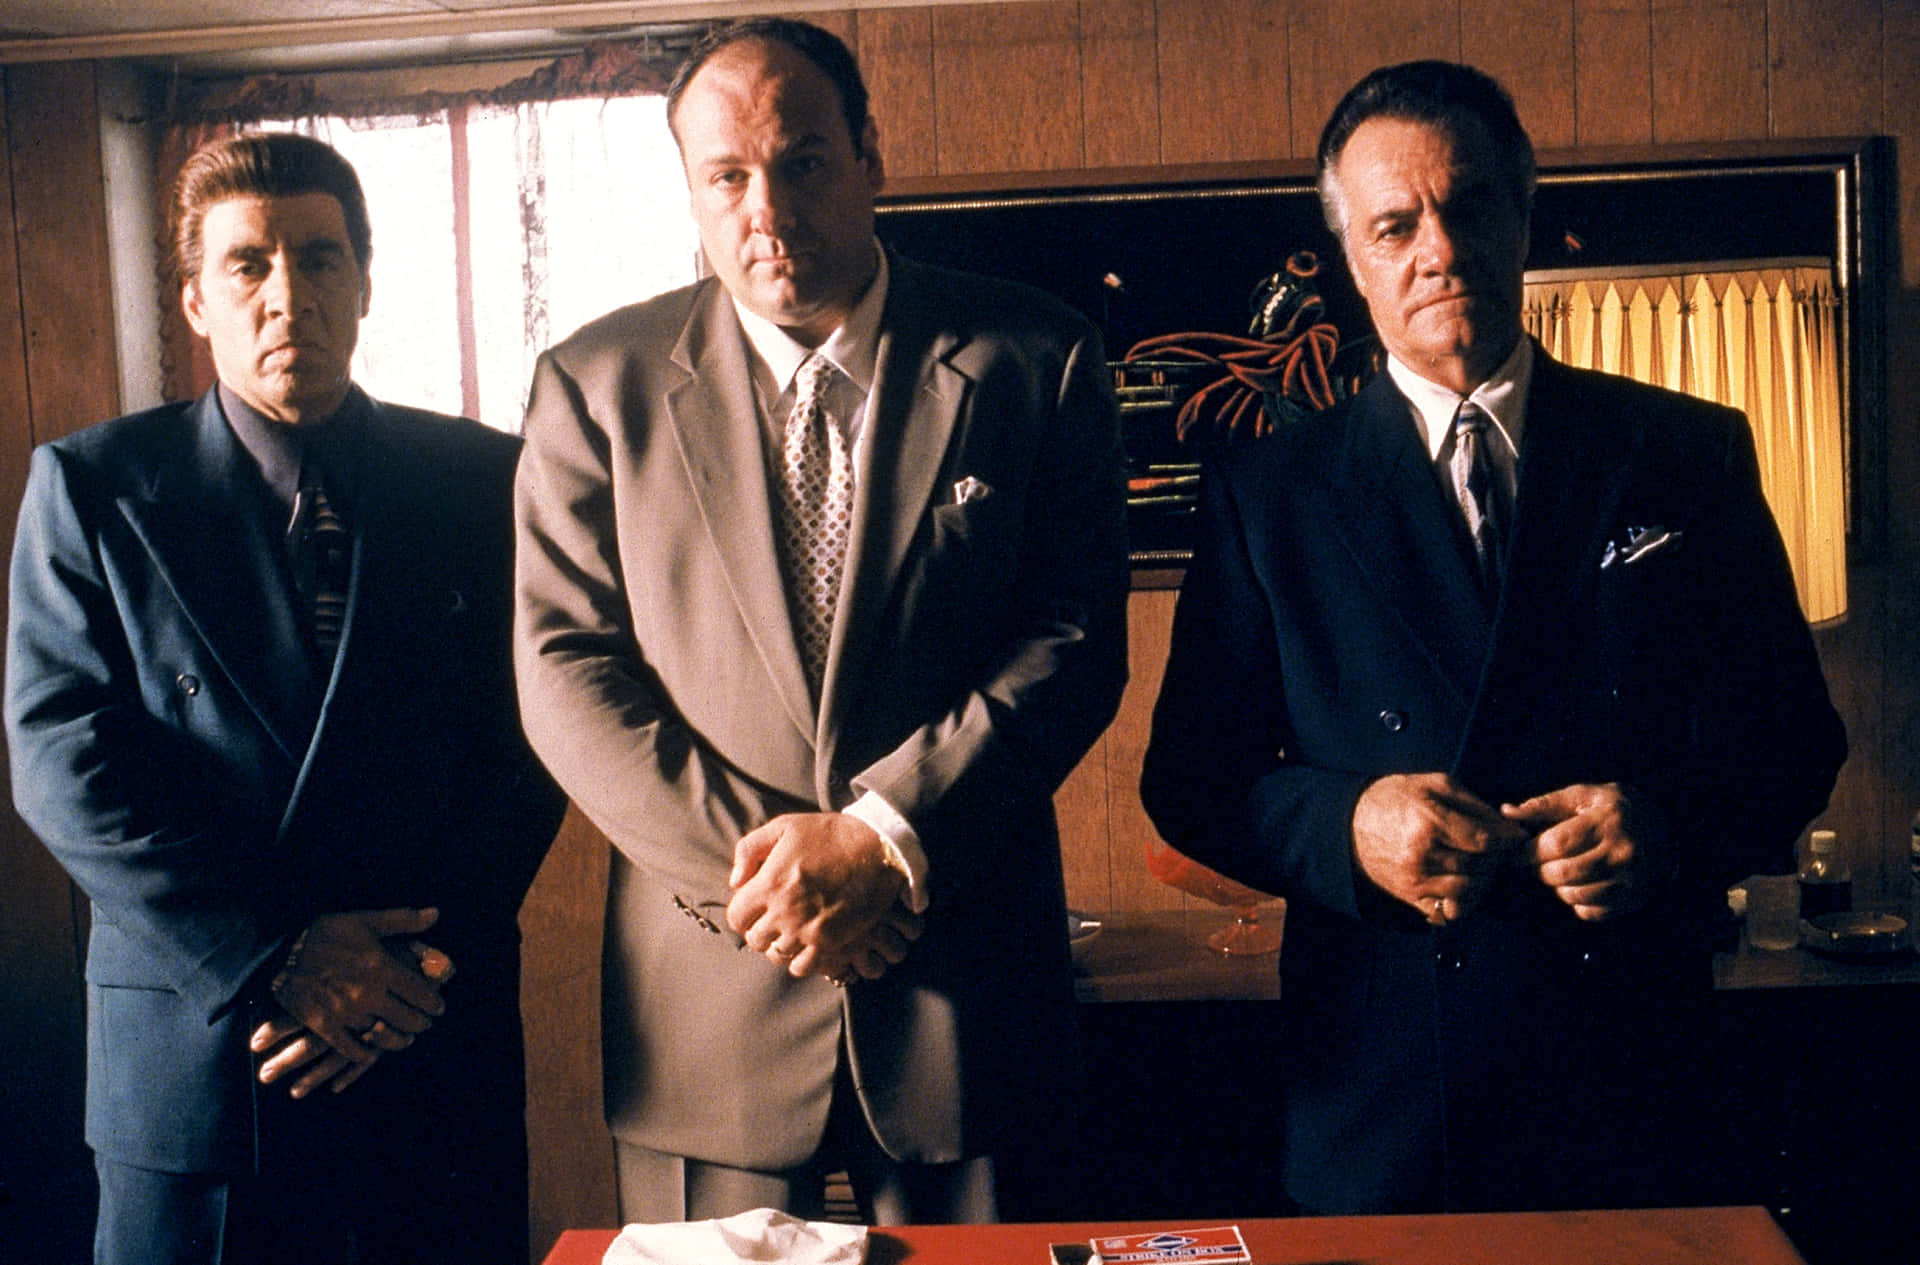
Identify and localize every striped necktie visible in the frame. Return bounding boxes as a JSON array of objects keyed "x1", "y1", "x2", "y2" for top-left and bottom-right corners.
[
  {"x1": 289, "y1": 480, "x2": 351, "y2": 657},
  {"x1": 1450, "y1": 402, "x2": 1508, "y2": 597},
  {"x1": 772, "y1": 354, "x2": 853, "y2": 694}
]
